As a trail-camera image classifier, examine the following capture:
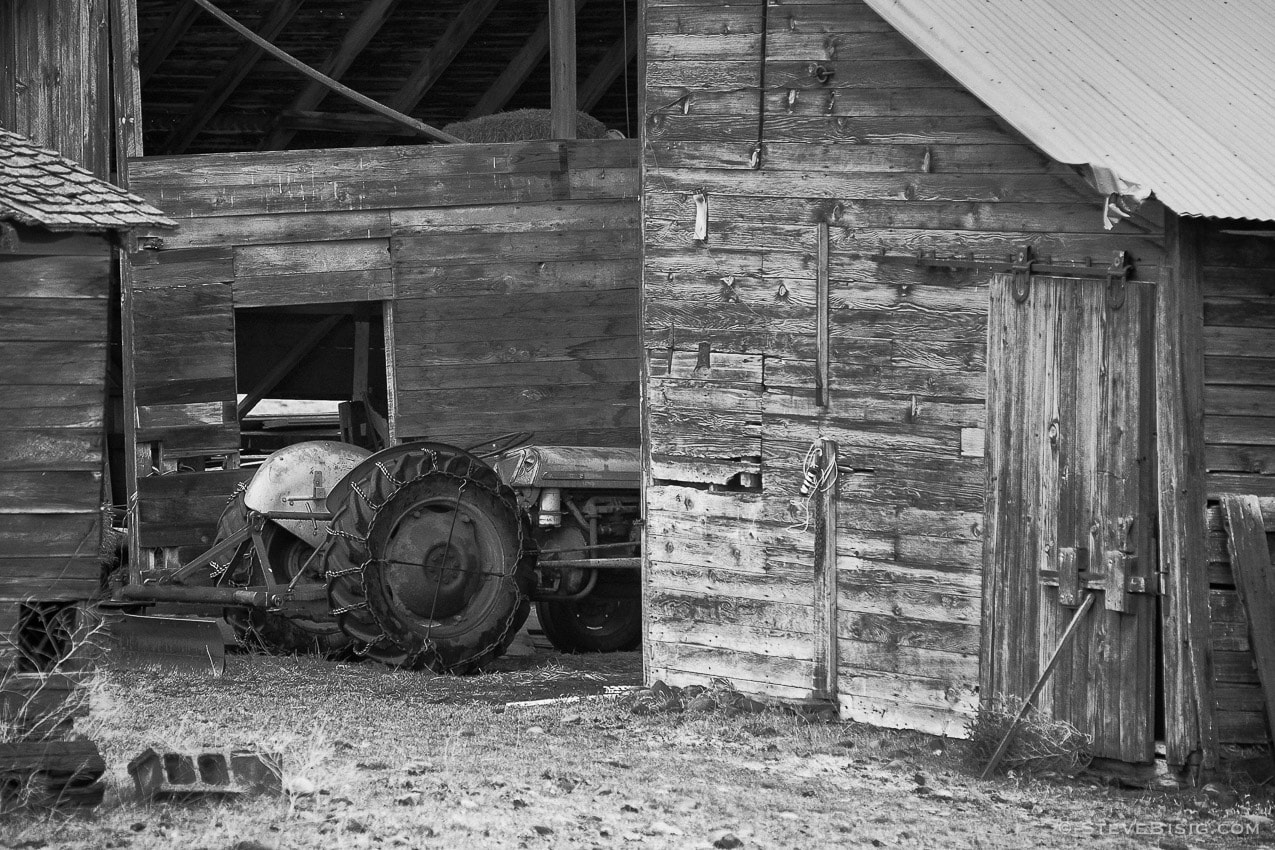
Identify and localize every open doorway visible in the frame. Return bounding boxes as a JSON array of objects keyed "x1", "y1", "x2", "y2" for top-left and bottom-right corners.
[{"x1": 234, "y1": 301, "x2": 392, "y2": 463}]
